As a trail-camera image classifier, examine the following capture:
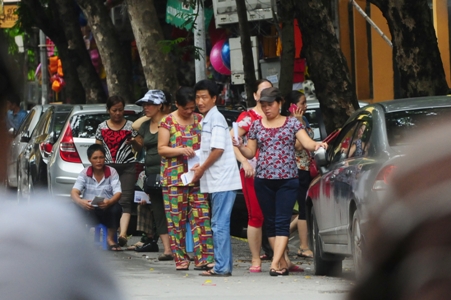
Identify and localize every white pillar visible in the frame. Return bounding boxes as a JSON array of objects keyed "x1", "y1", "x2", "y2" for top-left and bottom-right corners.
[
  {"x1": 39, "y1": 30, "x2": 48, "y2": 105},
  {"x1": 194, "y1": 1, "x2": 206, "y2": 82}
]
